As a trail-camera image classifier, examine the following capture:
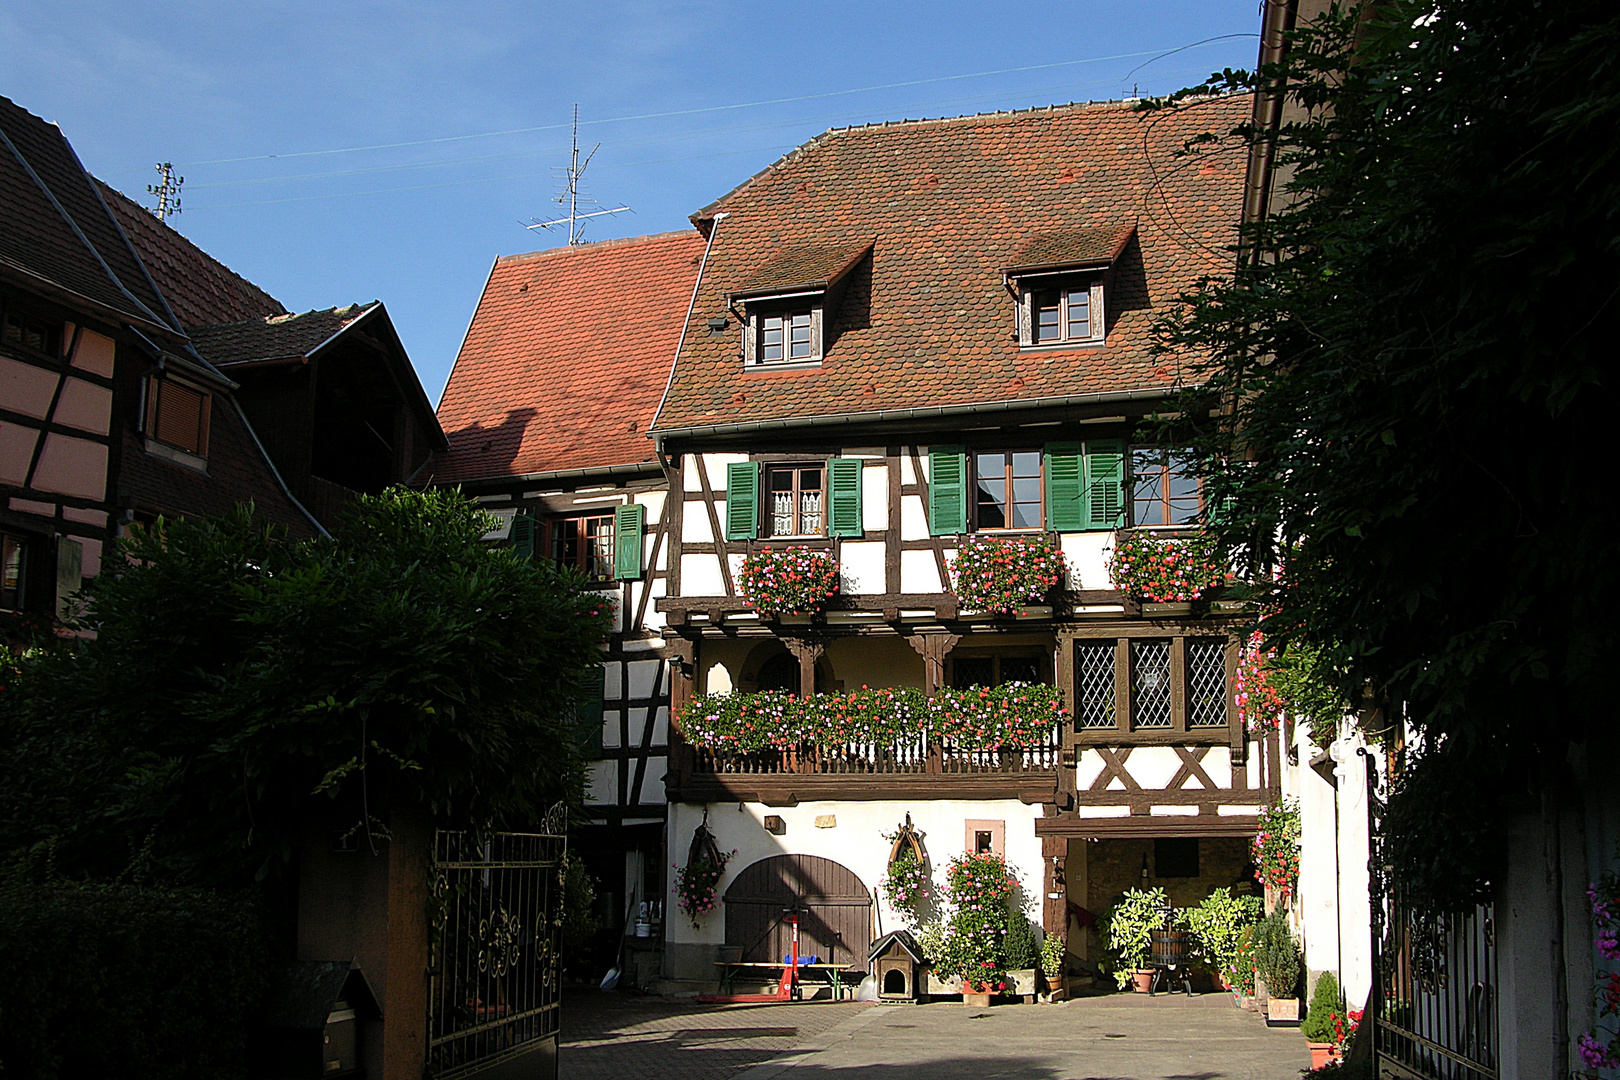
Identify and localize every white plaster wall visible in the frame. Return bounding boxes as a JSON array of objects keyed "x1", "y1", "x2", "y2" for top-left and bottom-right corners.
[
  {"x1": 861, "y1": 461, "x2": 888, "y2": 535},
  {"x1": 1113, "y1": 746, "x2": 1182, "y2": 789},
  {"x1": 664, "y1": 798, "x2": 1047, "y2": 947},
  {"x1": 683, "y1": 502, "x2": 713, "y2": 543},
  {"x1": 586, "y1": 760, "x2": 616, "y2": 805},
  {"x1": 640, "y1": 758, "x2": 667, "y2": 804},
  {"x1": 899, "y1": 455, "x2": 917, "y2": 485},
  {"x1": 681, "y1": 553, "x2": 726, "y2": 596},
  {"x1": 640, "y1": 575, "x2": 667, "y2": 633},
  {"x1": 1059, "y1": 532, "x2": 1114, "y2": 591},
  {"x1": 704, "y1": 661, "x2": 733, "y2": 694},
  {"x1": 826, "y1": 636, "x2": 924, "y2": 691},
  {"x1": 839, "y1": 540, "x2": 885, "y2": 594},
  {"x1": 627, "y1": 658, "x2": 661, "y2": 700},
  {"x1": 900, "y1": 549, "x2": 944, "y2": 593},
  {"x1": 899, "y1": 493, "x2": 929, "y2": 542}
]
